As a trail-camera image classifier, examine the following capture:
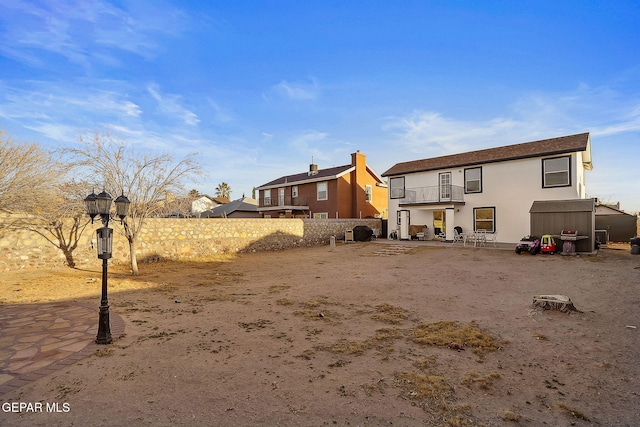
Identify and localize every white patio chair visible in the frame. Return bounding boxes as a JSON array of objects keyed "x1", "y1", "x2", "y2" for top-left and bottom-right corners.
[
  {"x1": 453, "y1": 226, "x2": 464, "y2": 244},
  {"x1": 475, "y1": 229, "x2": 487, "y2": 247},
  {"x1": 484, "y1": 231, "x2": 497, "y2": 247}
]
